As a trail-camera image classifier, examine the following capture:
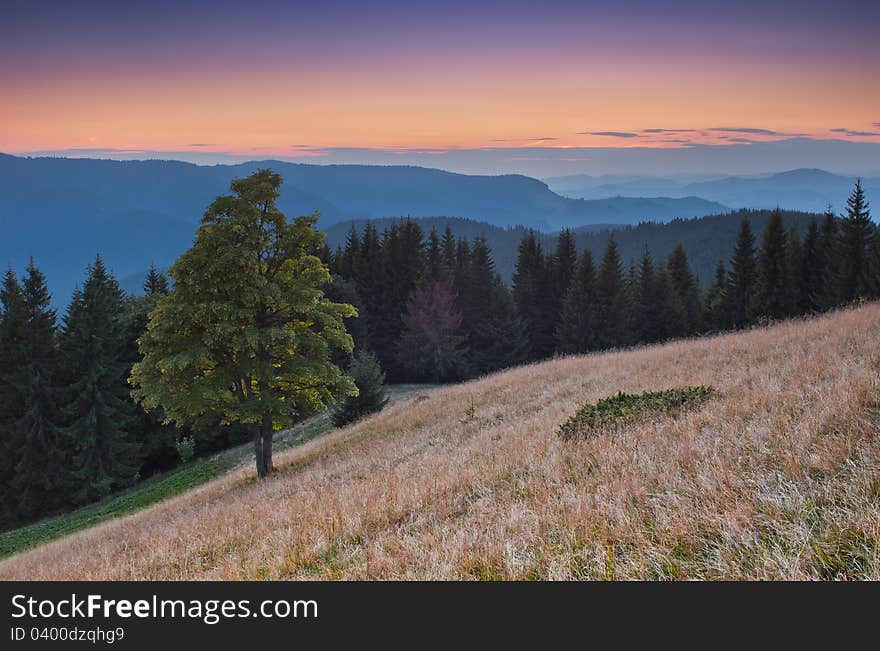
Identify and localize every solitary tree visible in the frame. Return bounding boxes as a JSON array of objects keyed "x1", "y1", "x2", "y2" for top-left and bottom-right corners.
[{"x1": 130, "y1": 169, "x2": 356, "y2": 478}]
